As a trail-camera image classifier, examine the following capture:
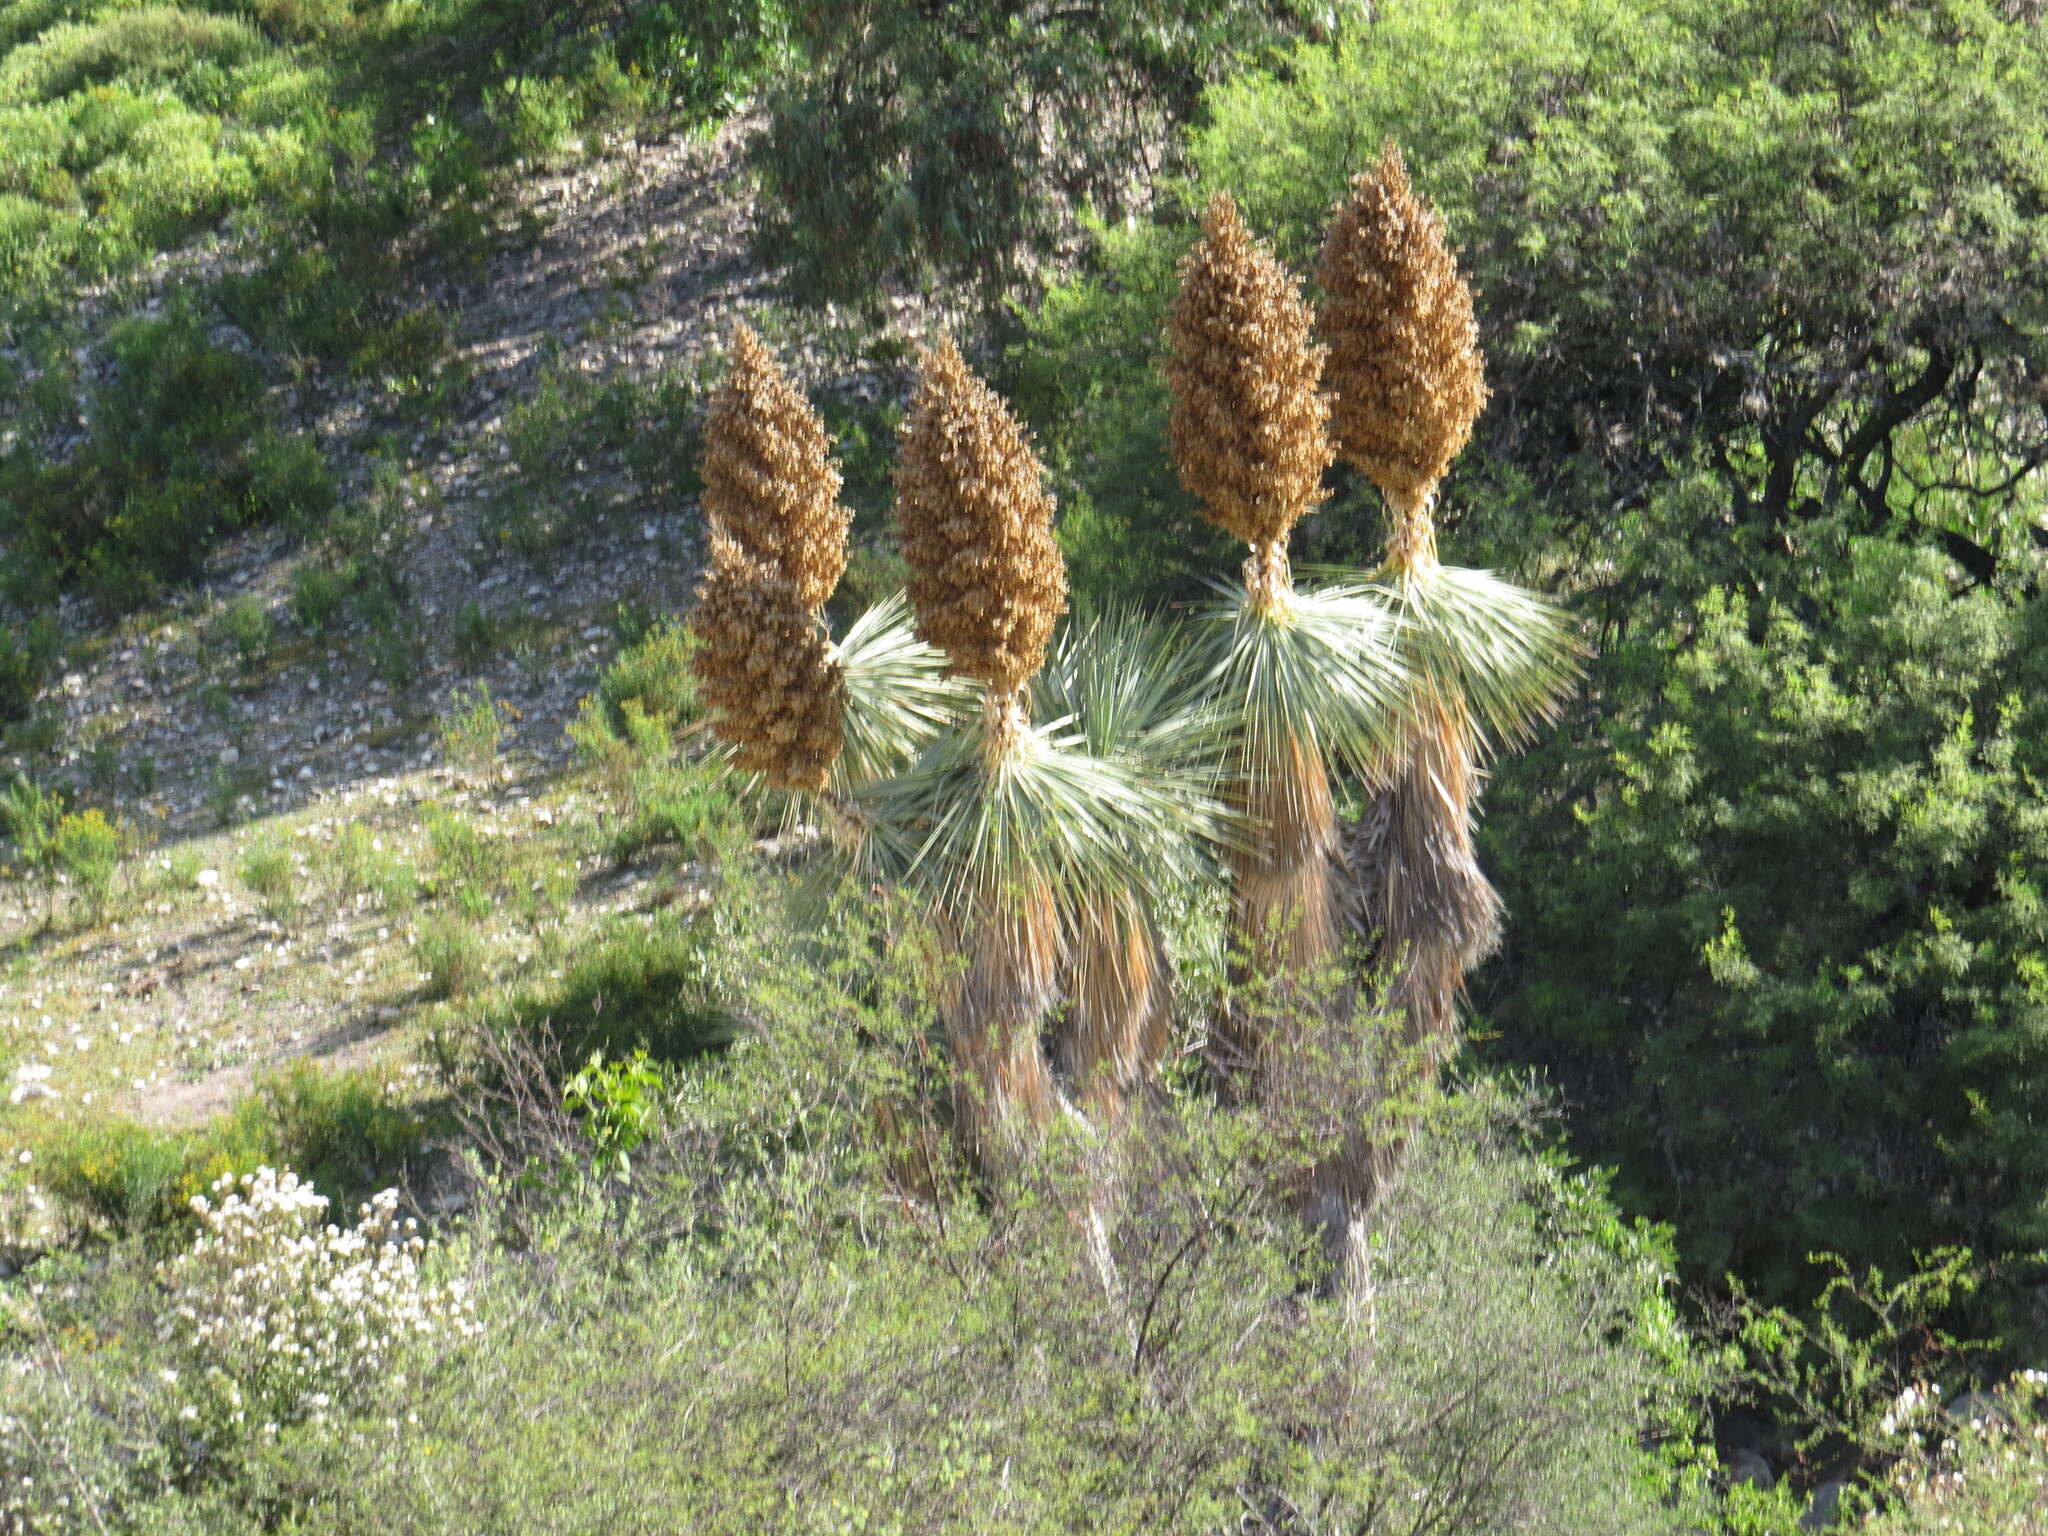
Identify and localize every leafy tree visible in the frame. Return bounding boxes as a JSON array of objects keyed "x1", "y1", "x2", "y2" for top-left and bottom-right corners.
[
  {"x1": 750, "y1": 0, "x2": 1336, "y2": 306},
  {"x1": 1482, "y1": 519, "x2": 2048, "y2": 1299}
]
